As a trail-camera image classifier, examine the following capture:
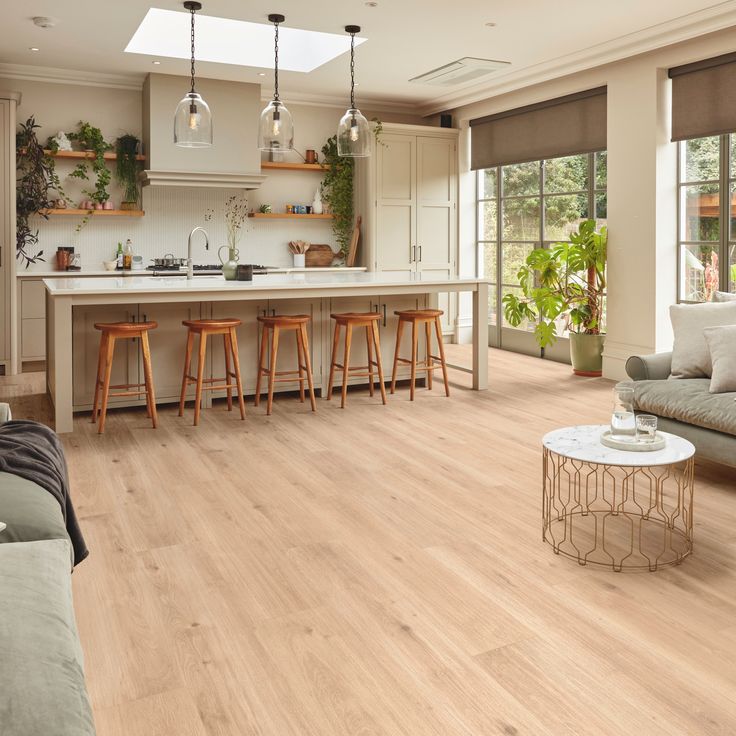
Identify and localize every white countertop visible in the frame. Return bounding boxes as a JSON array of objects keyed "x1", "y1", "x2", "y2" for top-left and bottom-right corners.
[
  {"x1": 45, "y1": 271, "x2": 489, "y2": 297},
  {"x1": 20, "y1": 266, "x2": 366, "y2": 278}
]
